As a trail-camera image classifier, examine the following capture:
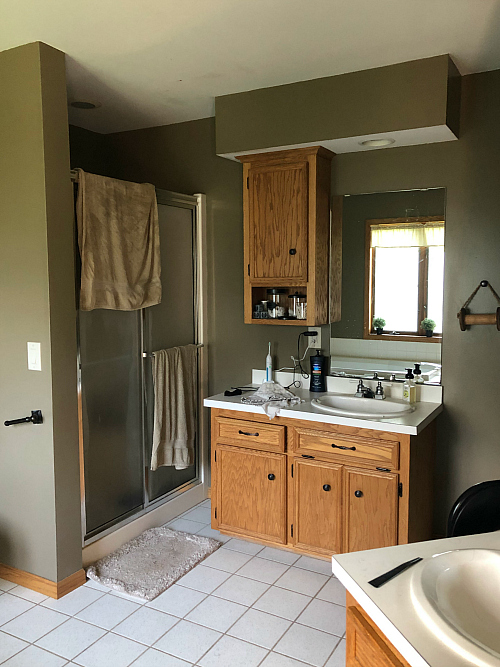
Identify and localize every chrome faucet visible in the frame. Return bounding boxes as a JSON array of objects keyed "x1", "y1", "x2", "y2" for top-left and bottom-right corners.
[
  {"x1": 355, "y1": 380, "x2": 375, "y2": 398},
  {"x1": 375, "y1": 381, "x2": 385, "y2": 400}
]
